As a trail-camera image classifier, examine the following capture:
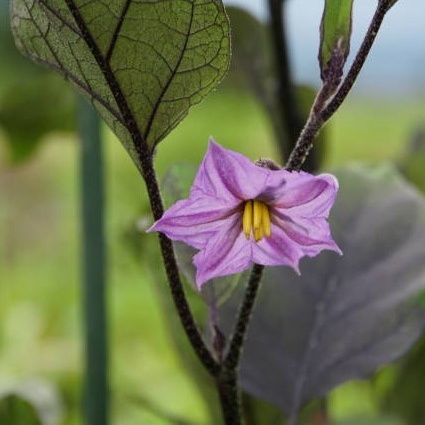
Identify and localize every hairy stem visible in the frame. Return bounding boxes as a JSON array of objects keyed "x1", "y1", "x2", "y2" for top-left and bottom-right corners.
[
  {"x1": 214, "y1": 264, "x2": 264, "y2": 424},
  {"x1": 64, "y1": 0, "x2": 219, "y2": 378},
  {"x1": 224, "y1": 264, "x2": 265, "y2": 370},
  {"x1": 217, "y1": 371, "x2": 244, "y2": 425},
  {"x1": 212, "y1": 264, "x2": 264, "y2": 425},
  {"x1": 286, "y1": 0, "x2": 393, "y2": 171},
  {"x1": 140, "y1": 152, "x2": 221, "y2": 377}
]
